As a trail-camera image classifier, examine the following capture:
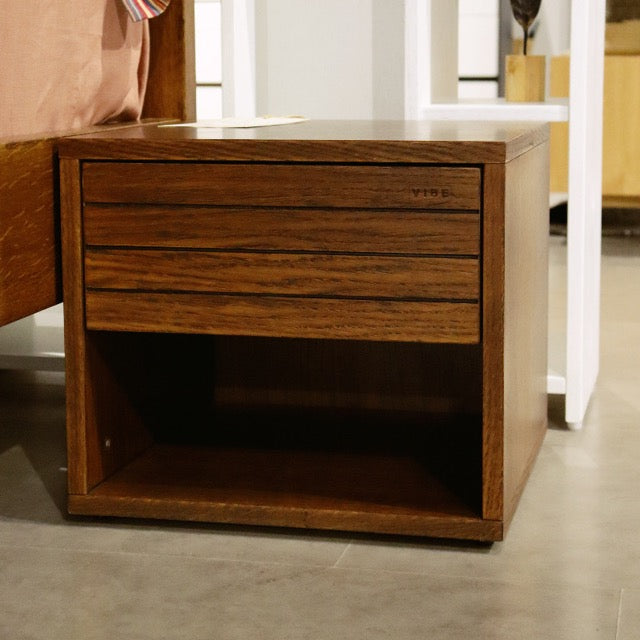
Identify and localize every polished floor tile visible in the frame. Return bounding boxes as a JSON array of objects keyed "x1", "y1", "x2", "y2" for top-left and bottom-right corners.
[{"x1": 1, "y1": 234, "x2": 639, "y2": 638}]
